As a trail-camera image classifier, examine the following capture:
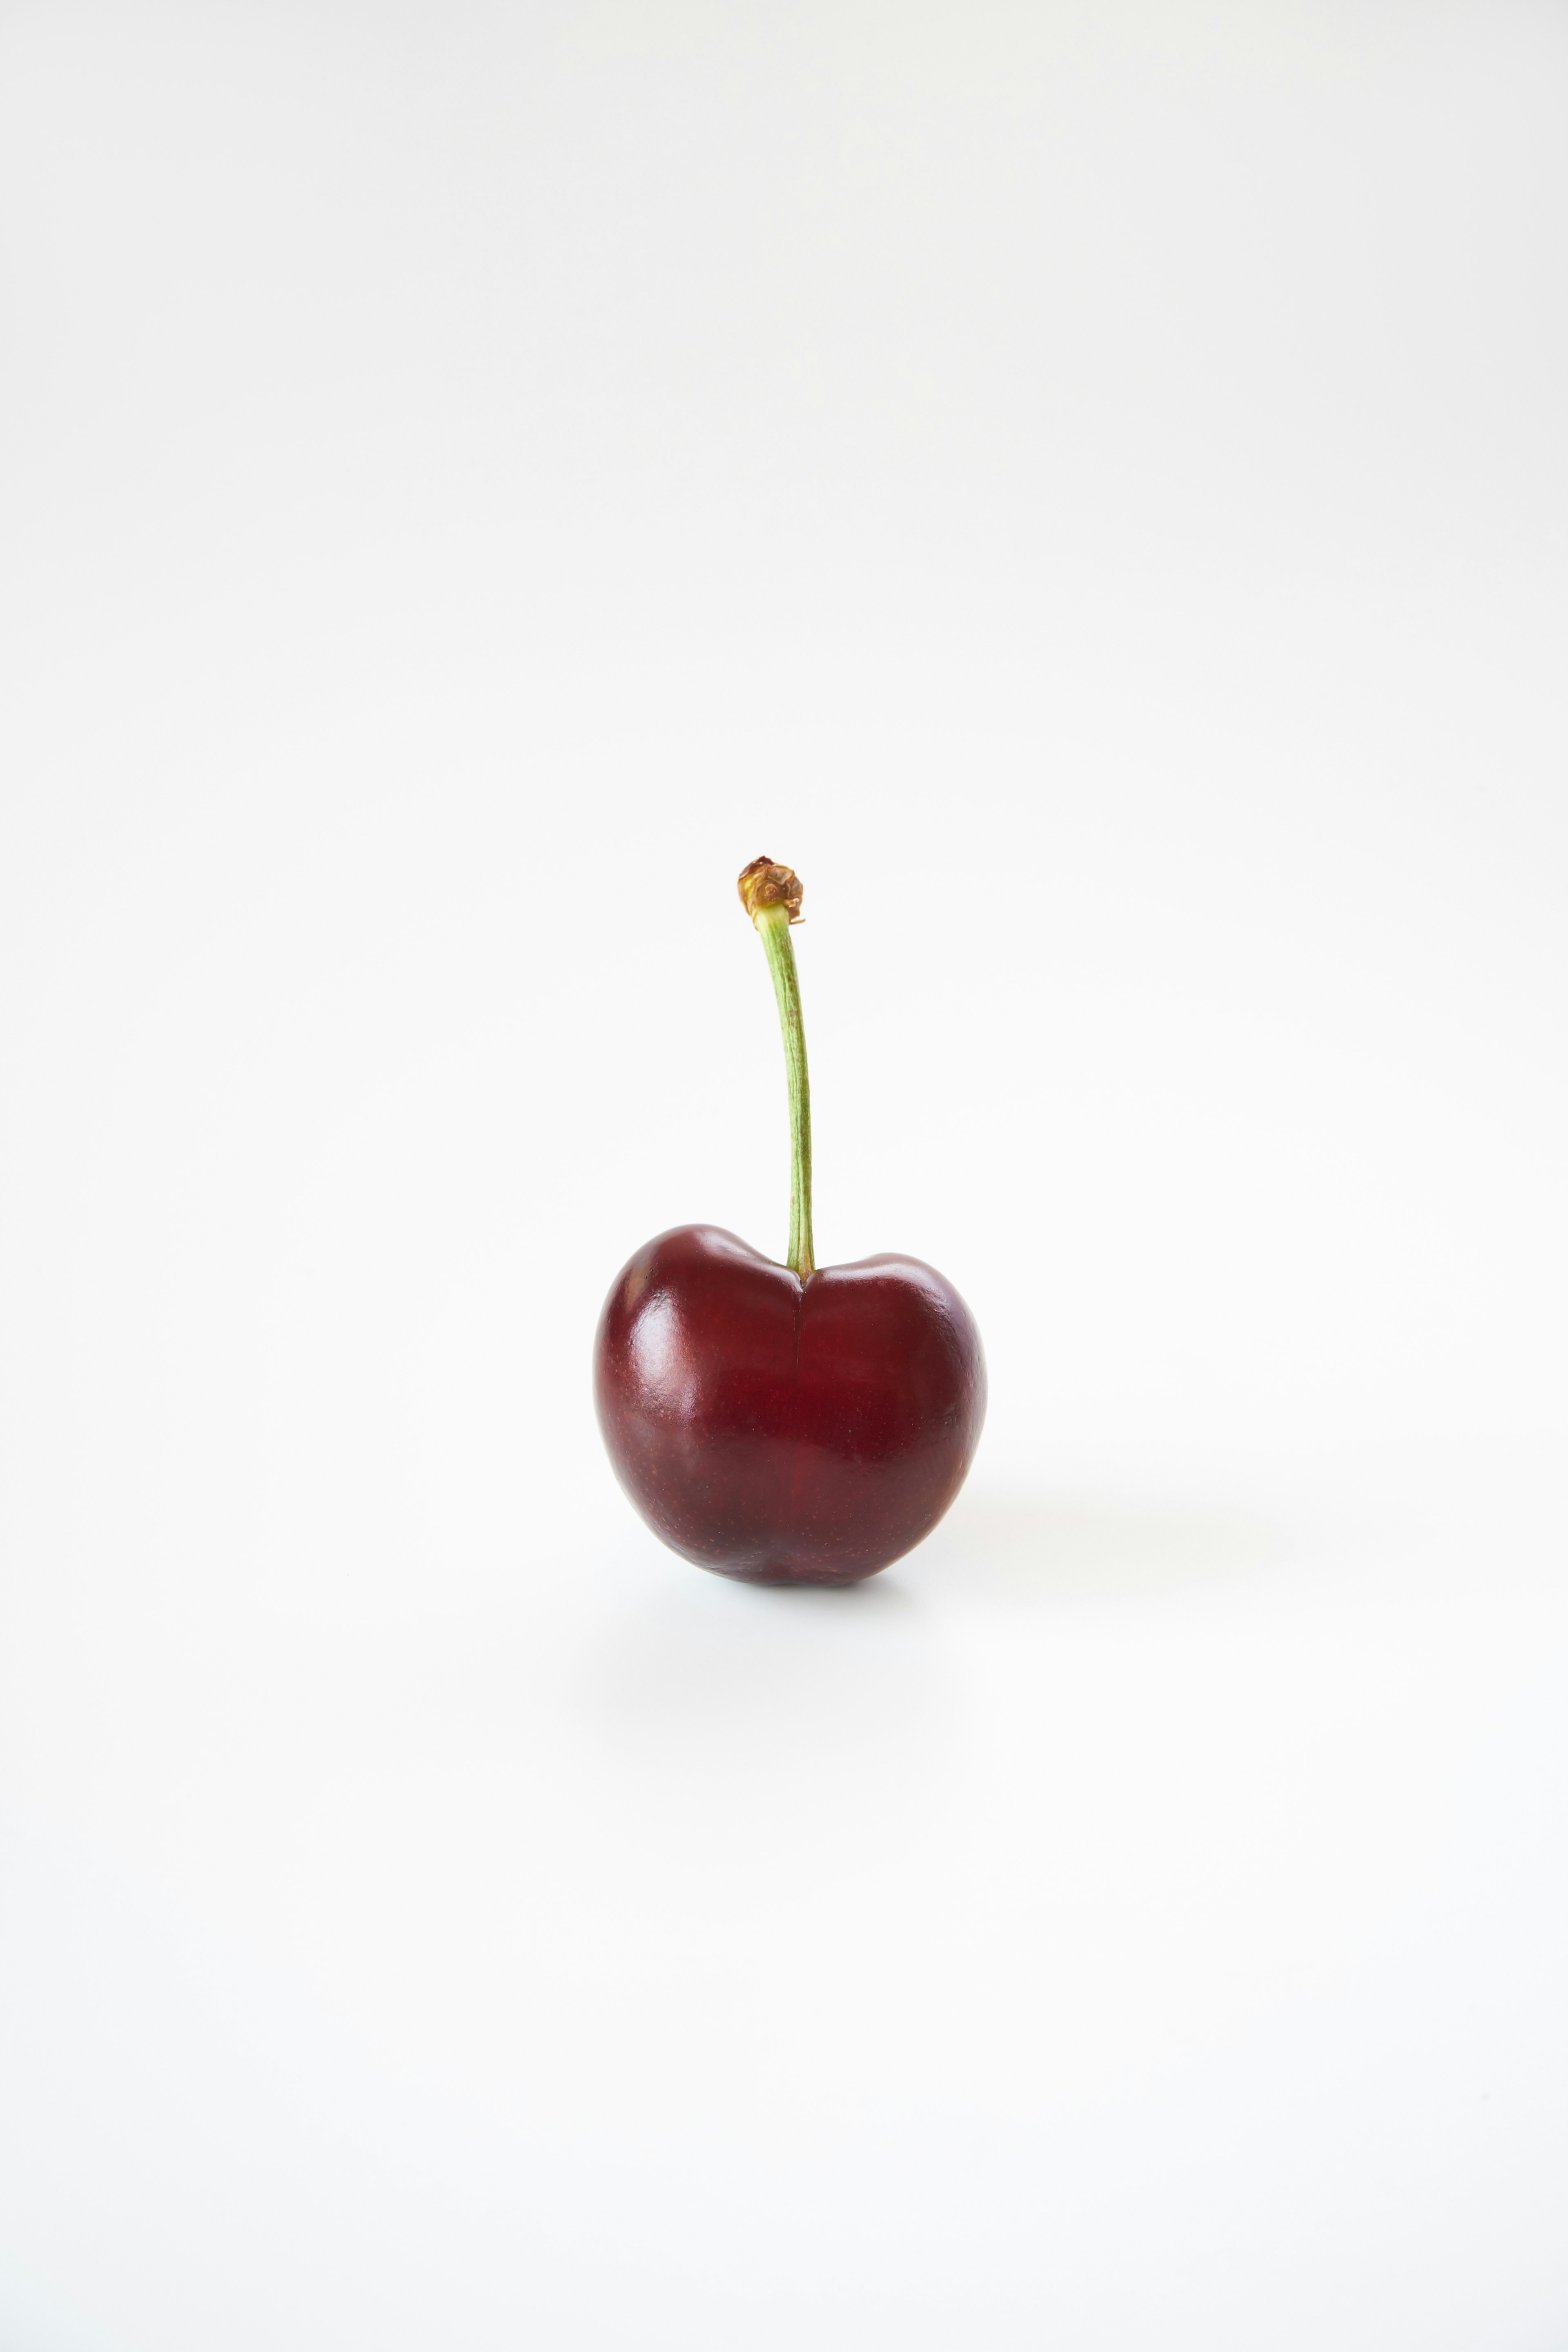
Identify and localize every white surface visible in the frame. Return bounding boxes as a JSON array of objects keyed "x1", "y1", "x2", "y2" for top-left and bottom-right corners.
[{"x1": 2, "y1": 3, "x2": 1567, "y2": 2346}]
